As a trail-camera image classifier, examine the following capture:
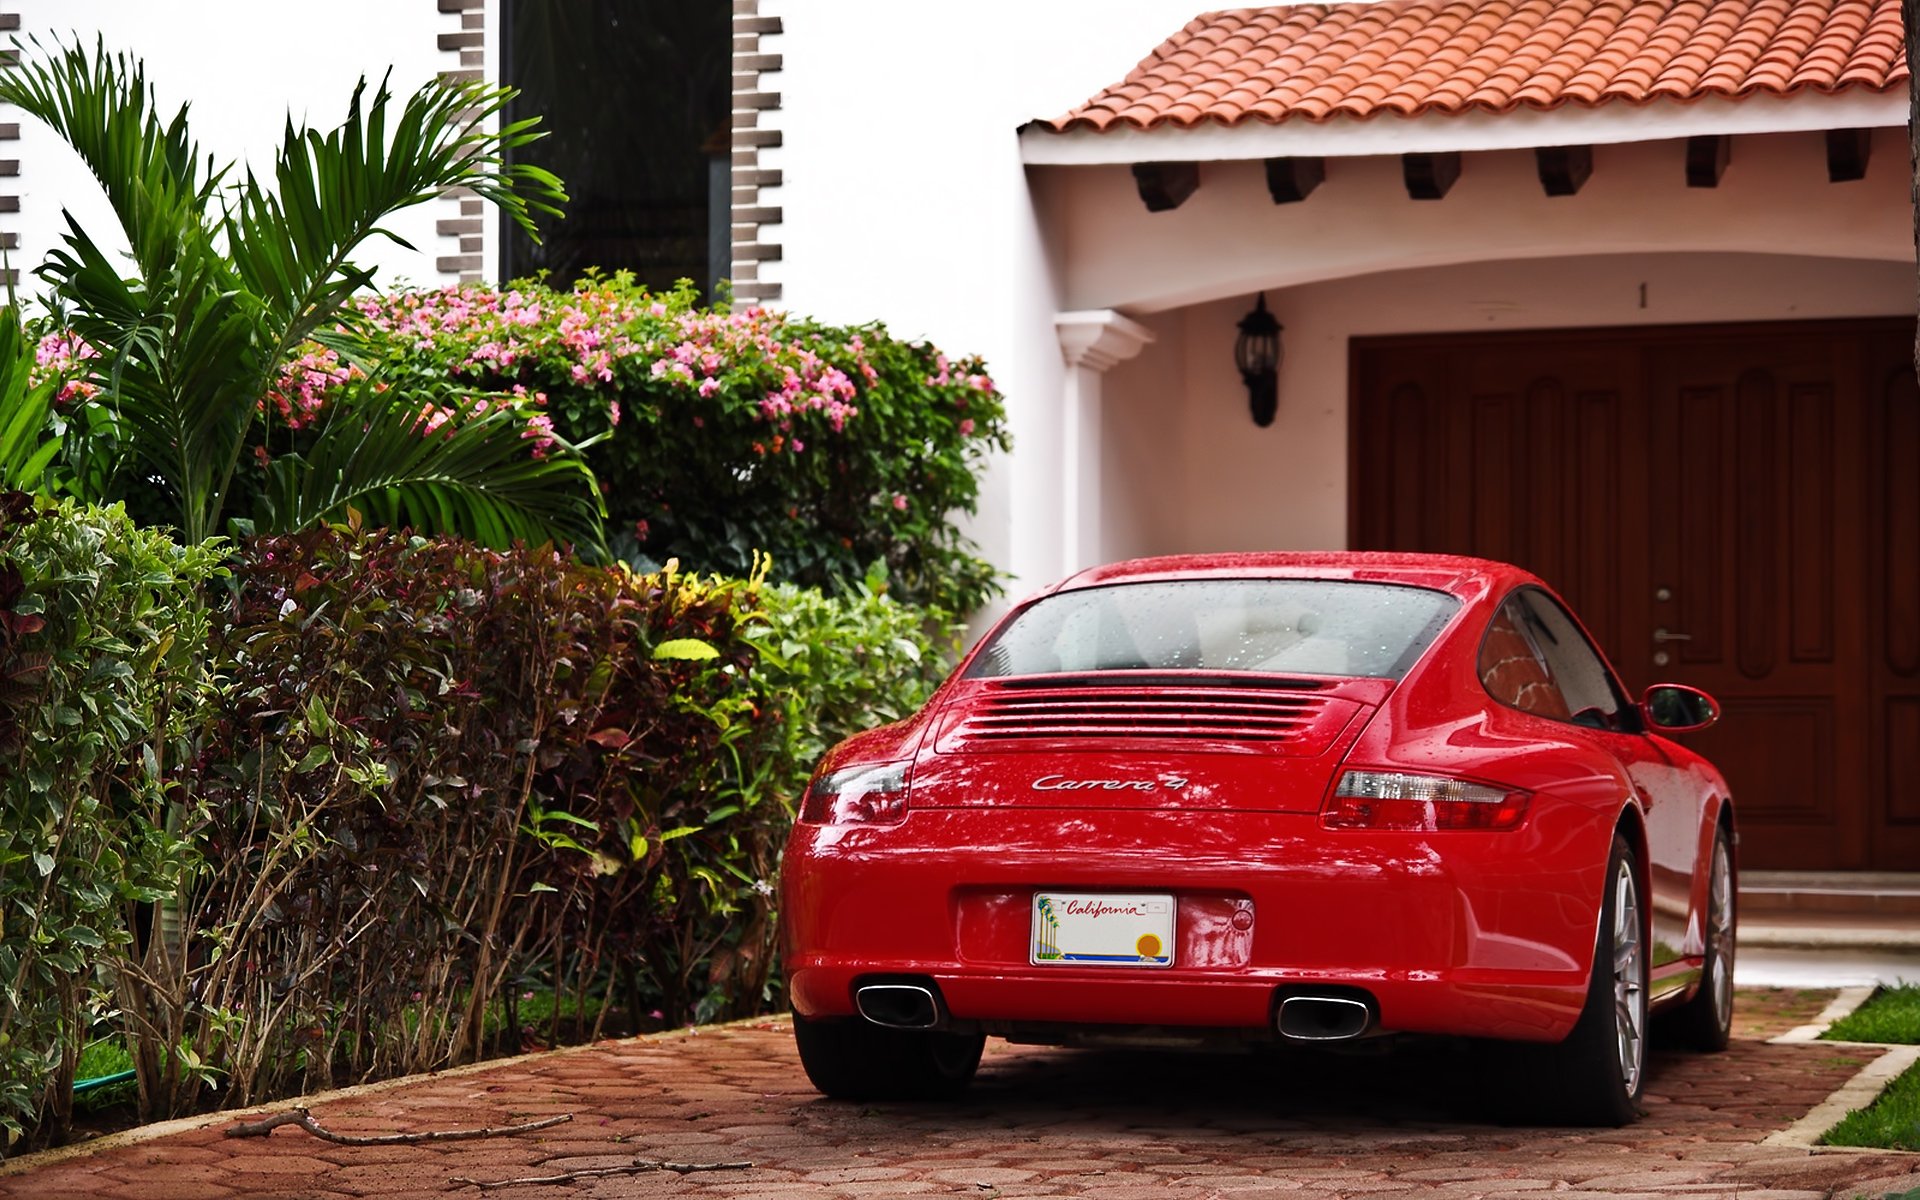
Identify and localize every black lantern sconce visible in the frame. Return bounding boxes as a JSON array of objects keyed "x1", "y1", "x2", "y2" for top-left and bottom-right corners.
[{"x1": 1235, "y1": 293, "x2": 1283, "y2": 427}]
